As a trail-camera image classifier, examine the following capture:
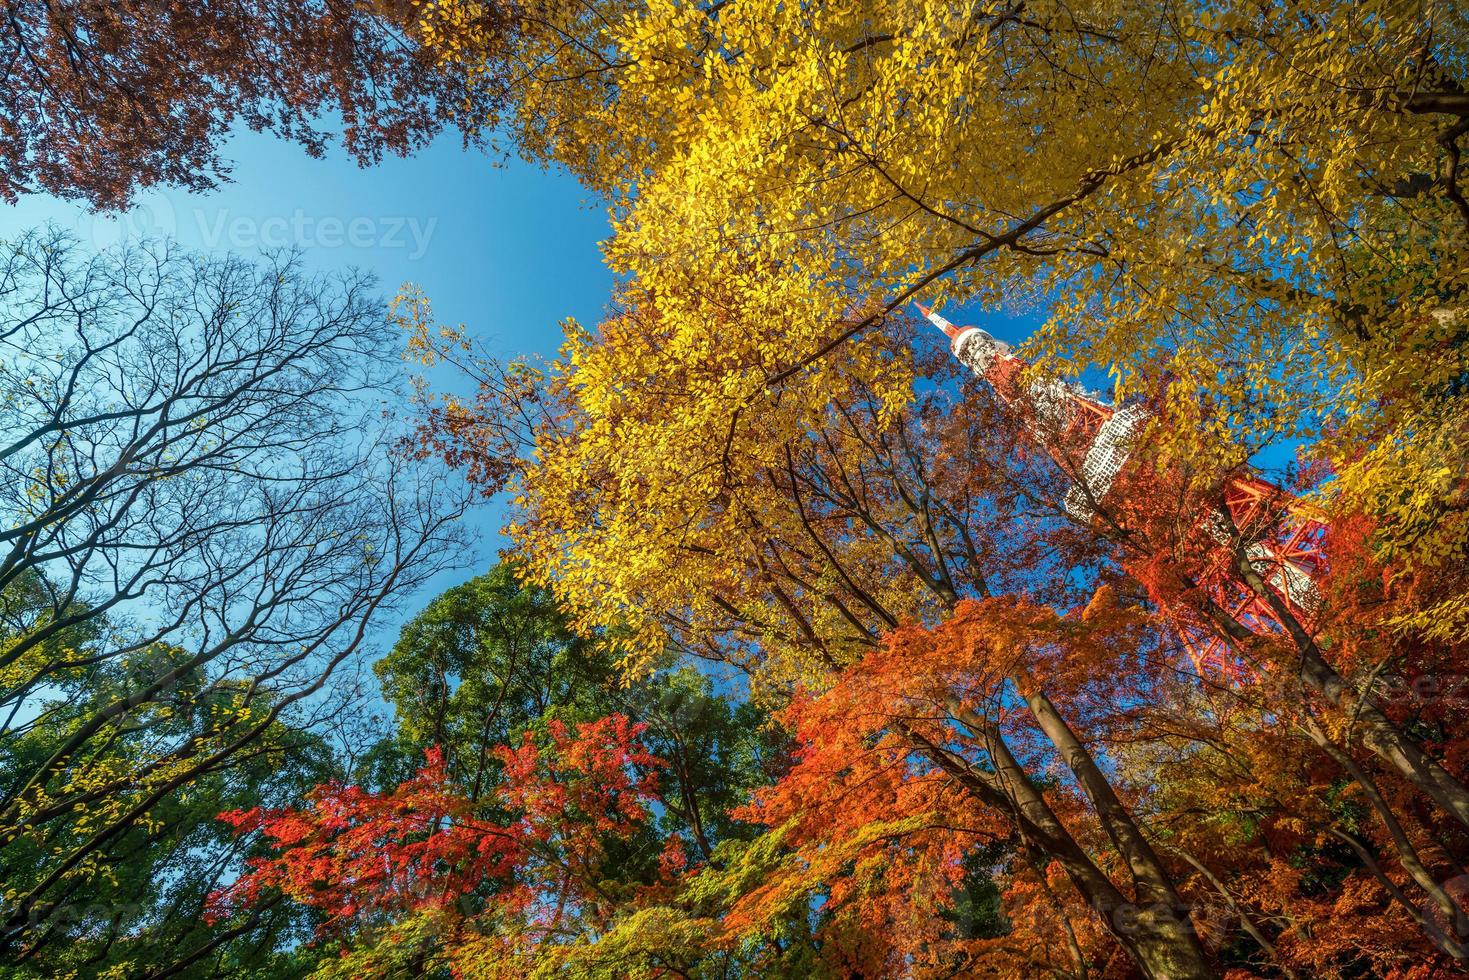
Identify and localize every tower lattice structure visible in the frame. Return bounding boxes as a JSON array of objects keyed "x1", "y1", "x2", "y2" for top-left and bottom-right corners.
[{"x1": 918, "y1": 304, "x2": 1329, "y2": 675}]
